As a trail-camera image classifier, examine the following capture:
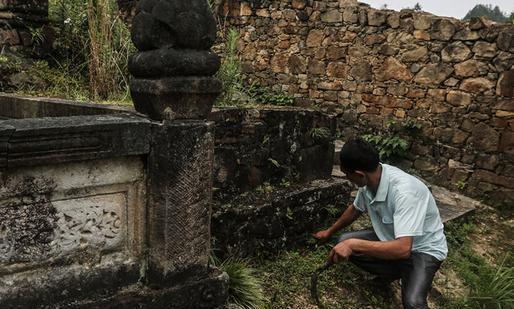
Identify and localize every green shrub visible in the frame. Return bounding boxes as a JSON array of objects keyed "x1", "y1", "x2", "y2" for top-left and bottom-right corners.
[
  {"x1": 361, "y1": 118, "x2": 421, "y2": 163},
  {"x1": 362, "y1": 134, "x2": 409, "y2": 162},
  {"x1": 246, "y1": 83, "x2": 294, "y2": 106}
]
